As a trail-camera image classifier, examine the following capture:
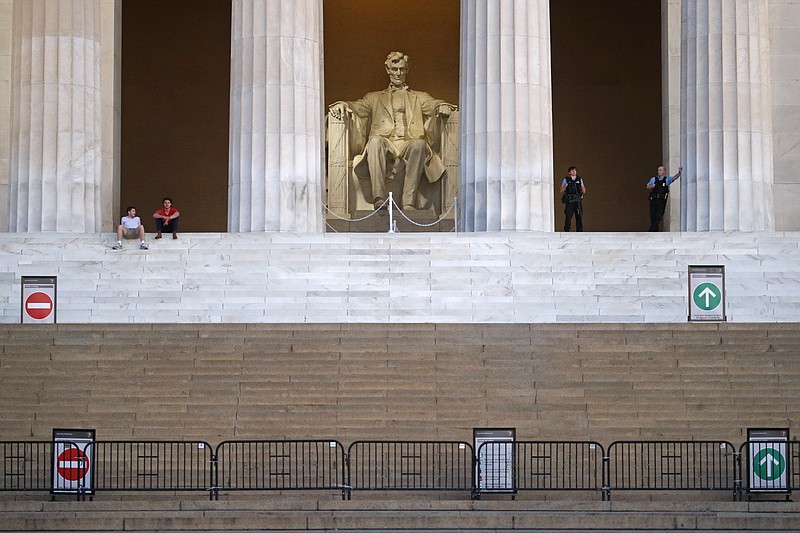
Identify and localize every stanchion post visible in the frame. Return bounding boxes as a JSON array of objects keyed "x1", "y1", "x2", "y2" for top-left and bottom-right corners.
[
  {"x1": 453, "y1": 196, "x2": 458, "y2": 234},
  {"x1": 388, "y1": 192, "x2": 396, "y2": 233}
]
